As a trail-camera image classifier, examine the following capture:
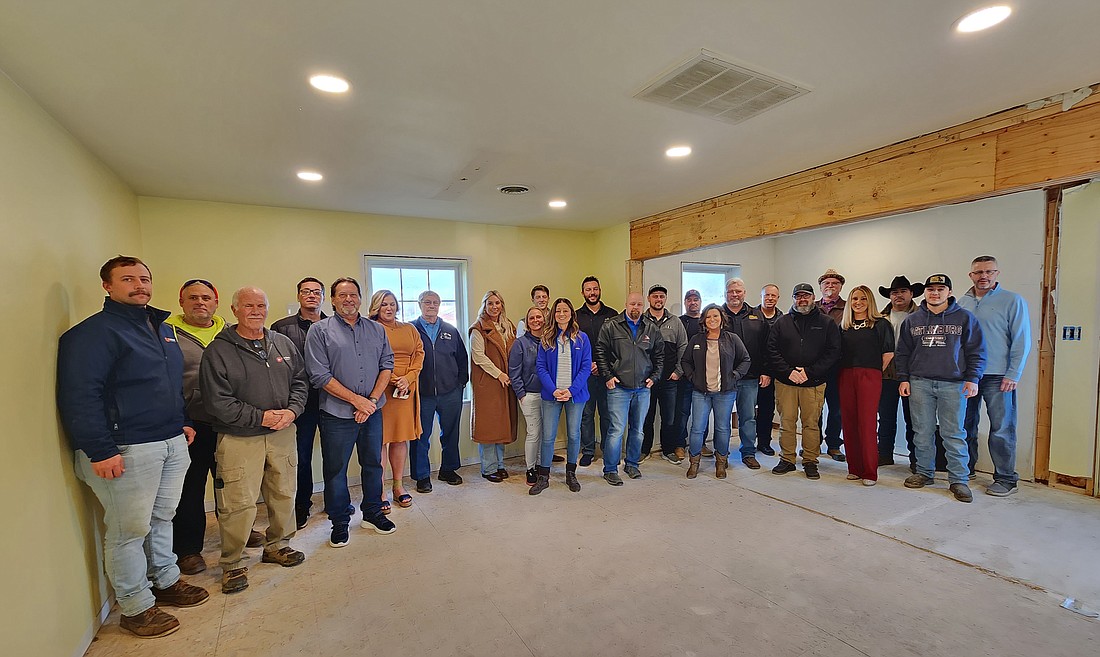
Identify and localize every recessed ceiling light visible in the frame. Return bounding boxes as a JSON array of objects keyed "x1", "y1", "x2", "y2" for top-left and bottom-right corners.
[
  {"x1": 297, "y1": 171, "x2": 323, "y2": 181},
  {"x1": 666, "y1": 146, "x2": 692, "y2": 157},
  {"x1": 309, "y1": 74, "x2": 350, "y2": 93},
  {"x1": 548, "y1": 200, "x2": 567, "y2": 209},
  {"x1": 956, "y1": 5, "x2": 1011, "y2": 33}
]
